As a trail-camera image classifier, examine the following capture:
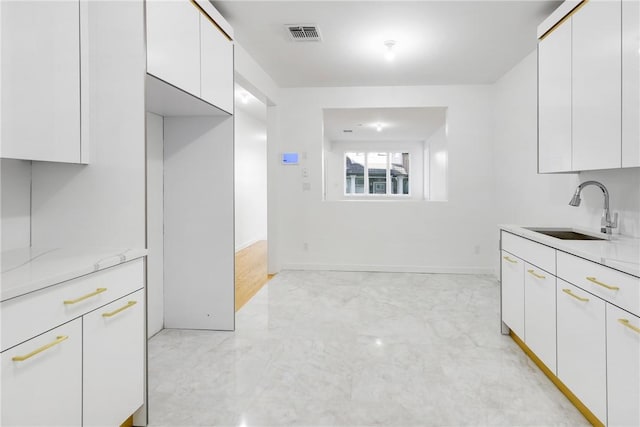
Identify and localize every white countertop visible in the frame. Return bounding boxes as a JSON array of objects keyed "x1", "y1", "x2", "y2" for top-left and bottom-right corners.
[
  {"x1": 0, "y1": 247, "x2": 147, "y2": 302},
  {"x1": 500, "y1": 225, "x2": 640, "y2": 277}
]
